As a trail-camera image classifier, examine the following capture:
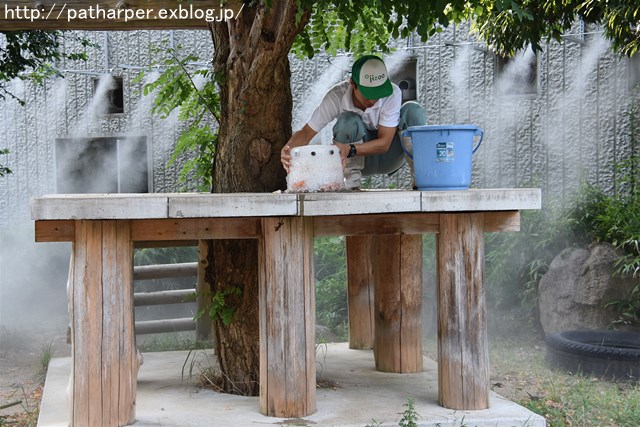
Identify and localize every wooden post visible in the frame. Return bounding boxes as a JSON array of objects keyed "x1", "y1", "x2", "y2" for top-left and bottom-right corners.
[
  {"x1": 196, "y1": 240, "x2": 213, "y2": 342},
  {"x1": 372, "y1": 234, "x2": 423, "y2": 373},
  {"x1": 437, "y1": 213, "x2": 490, "y2": 410},
  {"x1": 259, "y1": 217, "x2": 316, "y2": 417},
  {"x1": 346, "y1": 235, "x2": 375, "y2": 349},
  {"x1": 69, "y1": 220, "x2": 138, "y2": 426}
]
